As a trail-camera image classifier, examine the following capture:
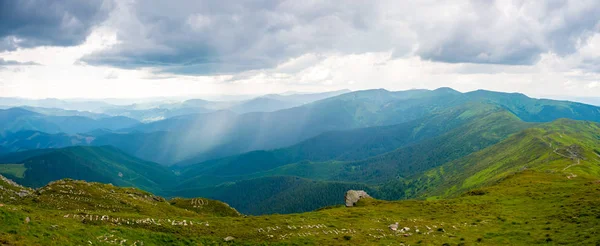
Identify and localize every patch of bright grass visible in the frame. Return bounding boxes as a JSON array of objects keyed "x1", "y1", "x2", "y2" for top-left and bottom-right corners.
[{"x1": 0, "y1": 164, "x2": 26, "y2": 178}]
